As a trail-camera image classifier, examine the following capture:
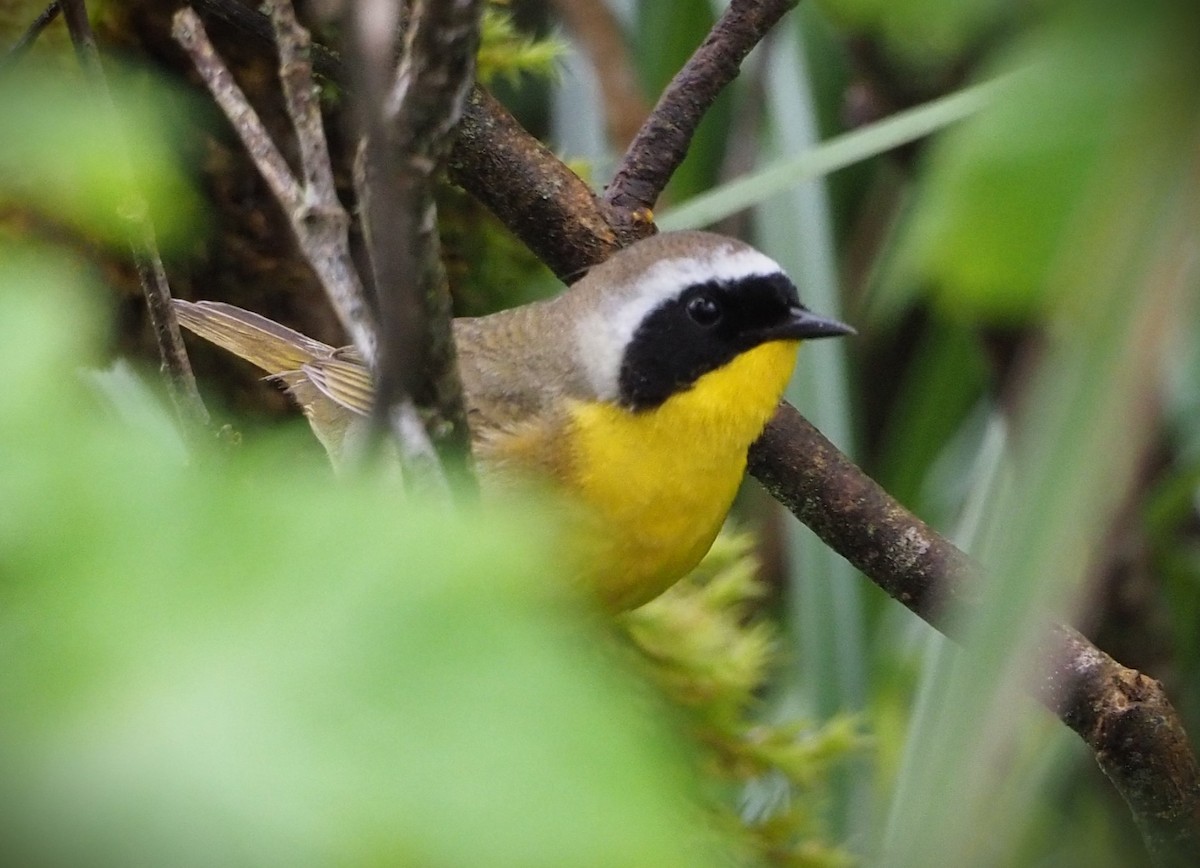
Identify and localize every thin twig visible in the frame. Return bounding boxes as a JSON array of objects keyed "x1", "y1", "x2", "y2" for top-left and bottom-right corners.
[
  {"x1": 186, "y1": 0, "x2": 619, "y2": 284},
  {"x1": 603, "y1": 0, "x2": 797, "y2": 242},
  {"x1": 59, "y1": 0, "x2": 210, "y2": 433},
  {"x1": 186, "y1": 0, "x2": 344, "y2": 81},
  {"x1": 0, "y1": 1, "x2": 61, "y2": 73},
  {"x1": 262, "y1": 0, "x2": 378, "y2": 366},
  {"x1": 174, "y1": 3, "x2": 454, "y2": 490},
  {"x1": 344, "y1": 0, "x2": 481, "y2": 493},
  {"x1": 172, "y1": 6, "x2": 378, "y2": 366},
  {"x1": 172, "y1": 11, "x2": 302, "y2": 210}
]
